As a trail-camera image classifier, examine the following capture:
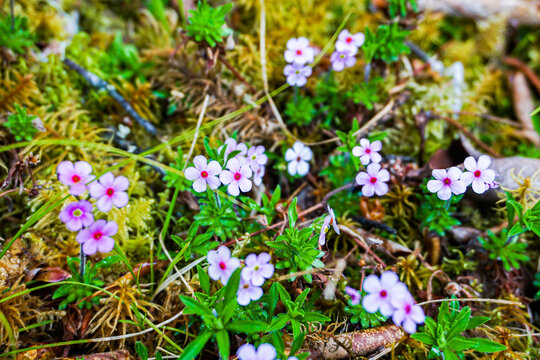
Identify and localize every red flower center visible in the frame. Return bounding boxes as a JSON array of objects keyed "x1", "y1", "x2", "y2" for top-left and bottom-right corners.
[
  {"x1": 346, "y1": 37, "x2": 352, "y2": 43},
  {"x1": 443, "y1": 178, "x2": 451, "y2": 185},
  {"x1": 234, "y1": 172, "x2": 241, "y2": 181},
  {"x1": 296, "y1": 49, "x2": 302, "y2": 55},
  {"x1": 365, "y1": 148, "x2": 371, "y2": 154},
  {"x1": 71, "y1": 175, "x2": 81, "y2": 183},
  {"x1": 296, "y1": 156, "x2": 301, "y2": 162},
  {"x1": 379, "y1": 290, "x2": 387, "y2": 297},
  {"x1": 474, "y1": 170, "x2": 481, "y2": 177},
  {"x1": 243, "y1": 284, "x2": 250, "y2": 289},
  {"x1": 219, "y1": 262, "x2": 226, "y2": 270},
  {"x1": 405, "y1": 304, "x2": 411, "y2": 314},
  {"x1": 370, "y1": 177, "x2": 378, "y2": 184},
  {"x1": 93, "y1": 231, "x2": 103, "y2": 240},
  {"x1": 106, "y1": 188, "x2": 114, "y2": 196},
  {"x1": 201, "y1": 170, "x2": 208, "y2": 178}
]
